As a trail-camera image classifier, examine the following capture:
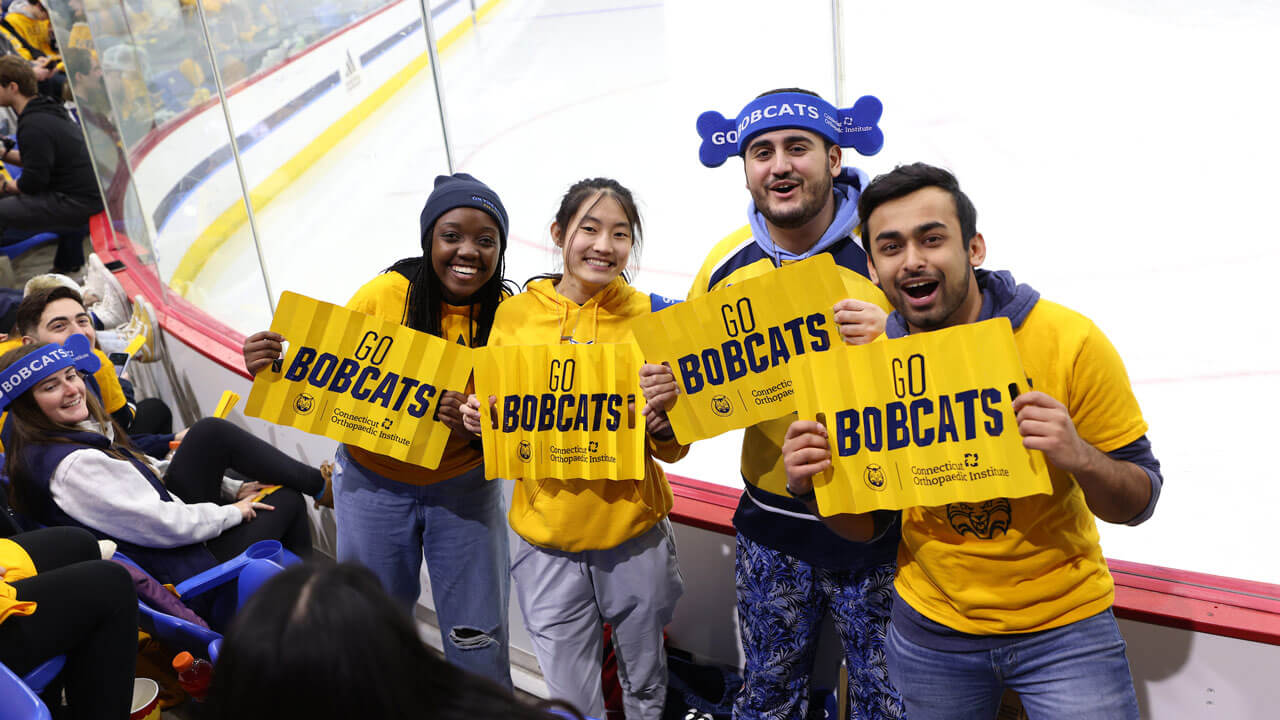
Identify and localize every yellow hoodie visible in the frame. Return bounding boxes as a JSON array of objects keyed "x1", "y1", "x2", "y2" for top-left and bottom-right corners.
[{"x1": 490, "y1": 276, "x2": 686, "y2": 552}]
